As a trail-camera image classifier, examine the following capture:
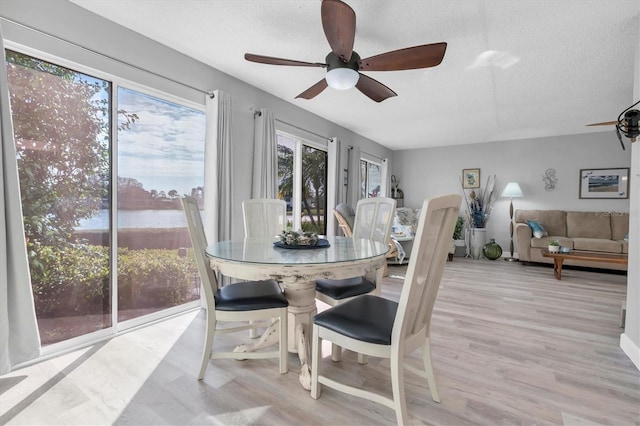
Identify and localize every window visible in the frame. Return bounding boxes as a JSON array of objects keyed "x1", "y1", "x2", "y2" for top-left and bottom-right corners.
[
  {"x1": 361, "y1": 159, "x2": 381, "y2": 198},
  {"x1": 277, "y1": 131, "x2": 327, "y2": 234},
  {"x1": 116, "y1": 87, "x2": 205, "y2": 323},
  {"x1": 6, "y1": 49, "x2": 205, "y2": 347}
]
